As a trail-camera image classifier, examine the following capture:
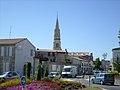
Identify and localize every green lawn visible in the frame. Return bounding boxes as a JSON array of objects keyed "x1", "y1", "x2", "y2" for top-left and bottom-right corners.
[{"x1": 81, "y1": 86, "x2": 103, "y2": 90}]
